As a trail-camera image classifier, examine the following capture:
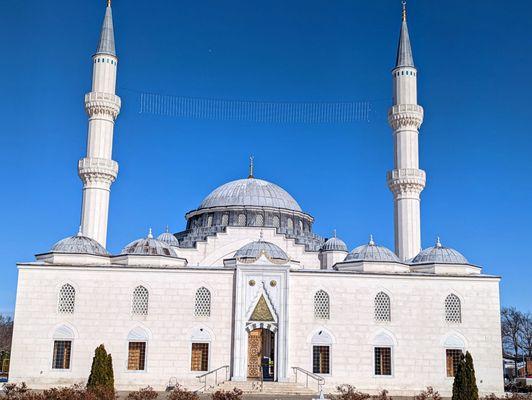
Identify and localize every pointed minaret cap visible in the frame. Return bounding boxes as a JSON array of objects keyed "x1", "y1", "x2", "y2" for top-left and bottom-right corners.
[
  {"x1": 395, "y1": 1, "x2": 414, "y2": 68},
  {"x1": 248, "y1": 155, "x2": 255, "y2": 179},
  {"x1": 96, "y1": 1, "x2": 116, "y2": 56}
]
